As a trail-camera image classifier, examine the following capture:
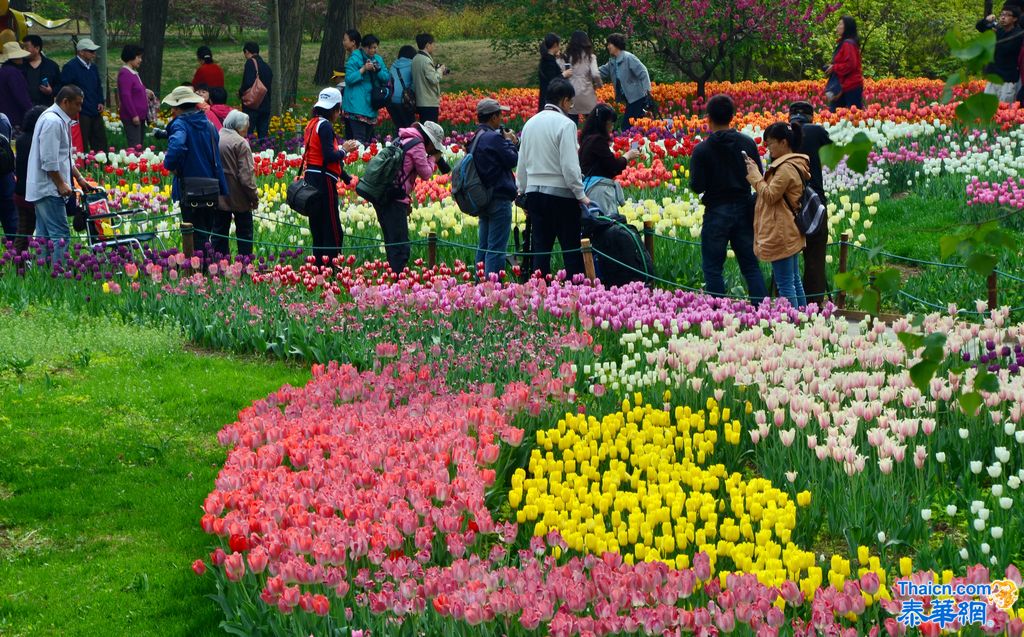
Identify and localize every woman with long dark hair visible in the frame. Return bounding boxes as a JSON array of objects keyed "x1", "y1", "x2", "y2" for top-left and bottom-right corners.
[
  {"x1": 192, "y1": 45, "x2": 225, "y2": 89},
  {"x1": 825, "y1": 16, "x2": 863, "y2": 110},
  {"x1": 301, "y1": 88, "x2": 359, "y2": 265},
  {"x1": 578, "y1": 103, "x2": 639, "y2": 215},
  {"x1": 537, "y1": 33, "x2": 570, "y2": 112},
  {"x1": 563, "y1": 31, "x2": 602, "y2": 122},
  {"x1": 744, "y1": 121, "x2": 810, "y2": 308}
]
